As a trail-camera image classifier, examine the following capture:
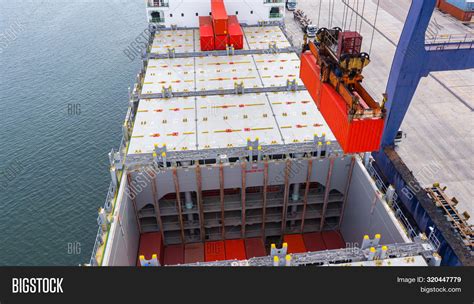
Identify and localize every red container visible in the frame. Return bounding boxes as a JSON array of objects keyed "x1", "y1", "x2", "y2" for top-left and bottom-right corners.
[
  {"x1": 211, "y1": 0, "x2": 228, "y2": 35},
  {"x1": 300, "y1": 52, "x2": 321, "y2": 105},
  {"x1": 199, "y1": 16, "x2": 215, "y2": 51},
  {"x1": 337, "y1": 31, "x2": 363, "y2": 58},
  {"x1": 320, "y1": 83, "x2": 384, "y2": 153},
  {"x1": 137, "y1": 232, "x2": 164, "y2": 266},
  {"x1": 225, "y1": 239, "x2": 247, "y2": 260},
  {"x1": 283, "y1": 234, "x2": 307, "y2": 254},
  {"x1": 214, "y1": 34, "x2": 229, "y2": 50},
  {"x1": 300, "y1": 51, "x2": 384, "y2": 153},
  {"x1": 205, "y1": 241, "x2": 226, "y2": 262},
  {"x1": 164, "y1": 244, "x2": 184, "y2": 266},
  {"x1": 321, "y1": 231, "x2": 346, "y2": 250},
  {"x1": 437, "y1": 0, "x2": 473, "y2": 21},
  {"x1": 184, "y1": 243, "x2": 204, "y2": 264},
  {"x1": 228, "y1": 15, "x2": 243, "y2": 49},
  {"x1": 303, "y1": 232, "x2": 327, "y2": 252},
  {"x1": 245, "y1": 238, "x2": 267, "y2": 258}
]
